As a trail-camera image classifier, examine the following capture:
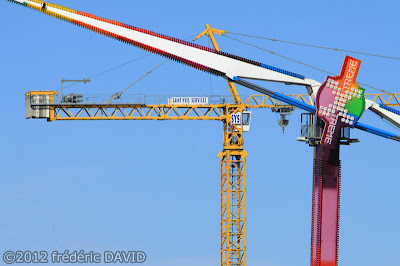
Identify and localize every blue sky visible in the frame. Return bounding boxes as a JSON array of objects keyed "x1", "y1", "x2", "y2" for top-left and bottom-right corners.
[{"x1": 1, "y1": 0, "x2": 399, "y2": 265}]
